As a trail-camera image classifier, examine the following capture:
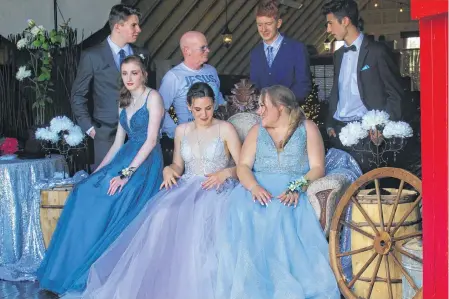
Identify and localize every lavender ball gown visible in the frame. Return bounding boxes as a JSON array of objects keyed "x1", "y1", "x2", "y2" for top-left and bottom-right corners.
[{"x1": 76, "y1": 125, "x2": 236, "y2": 299}]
